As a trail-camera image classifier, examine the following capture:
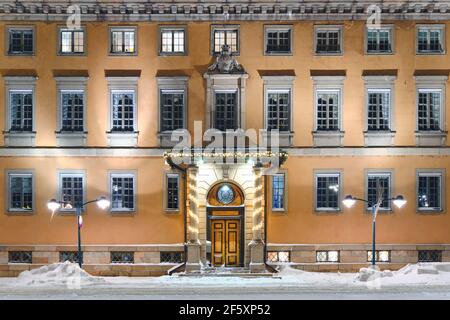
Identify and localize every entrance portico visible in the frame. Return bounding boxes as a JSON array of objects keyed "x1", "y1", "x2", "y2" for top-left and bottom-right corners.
[{"x1": 185, "y1": 163, "x2": 266, "y2": 272}]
